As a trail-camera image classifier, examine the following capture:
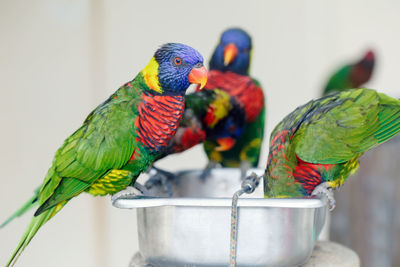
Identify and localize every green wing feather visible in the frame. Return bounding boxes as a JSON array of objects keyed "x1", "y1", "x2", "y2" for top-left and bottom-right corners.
[
  {"x1": 295, "y1": 88, "x2": 400, "y2": 164},
  {"x1": 35, "y1": 178, "x2": 91, "y2": 215},
  {"x1": 37, "y1": 94, "x2": 138, "y2": 213}
]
